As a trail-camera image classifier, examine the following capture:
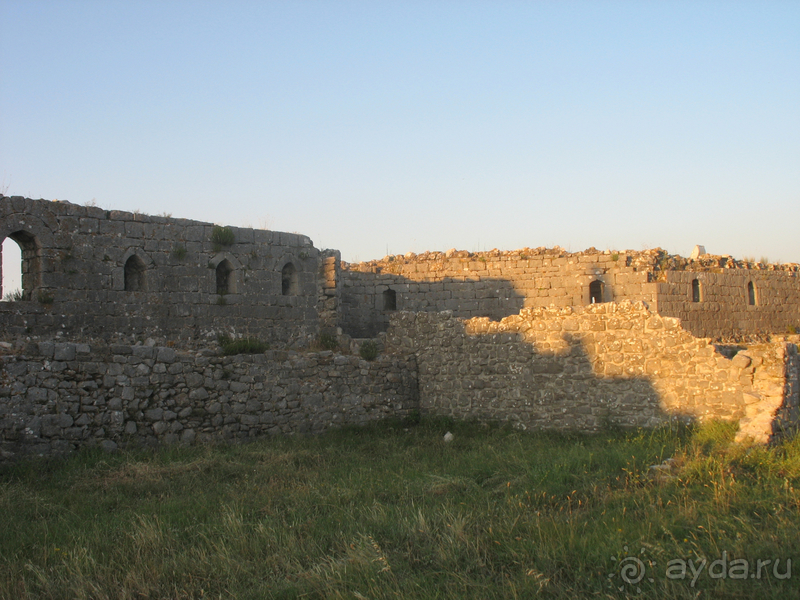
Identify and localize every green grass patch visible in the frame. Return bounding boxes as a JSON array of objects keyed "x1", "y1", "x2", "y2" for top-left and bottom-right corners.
[
  {"x1": 1, "y1": 420, "x2": 798, "y2": 598},
  {"x1": 359, "y1": 340, "x2": 378, "y2": 361},
  {"x1": 218, "y1": 334, "x2": 268, "y2": 355},
  {"x1": 211, "y1": 225, "x2": 235, "y2": 251}
]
